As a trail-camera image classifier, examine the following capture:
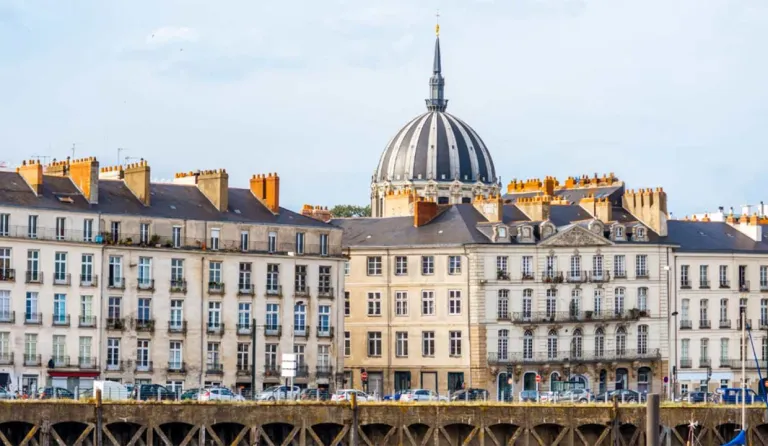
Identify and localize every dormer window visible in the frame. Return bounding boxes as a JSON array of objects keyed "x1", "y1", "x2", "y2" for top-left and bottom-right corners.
[
  {"x1": 498, "y1": 227, "x2": 507, "y2": 238},
  {"x1": 634, "y1": 226, "x2": 647, "y2": 241},
  {"x1": 613, "y1": 225, "x2": 625, "y2": 241}
]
